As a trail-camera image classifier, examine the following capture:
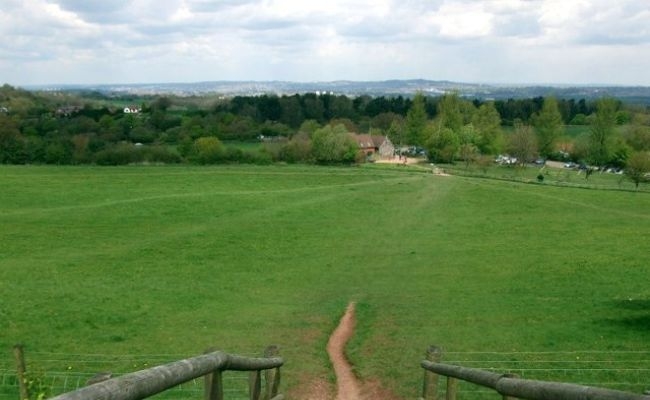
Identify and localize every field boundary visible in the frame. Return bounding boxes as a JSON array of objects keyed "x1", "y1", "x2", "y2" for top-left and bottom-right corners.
[
  {"x1": 12, "y1": 347, "x2": 283, "y2": 400},
  {"x1": 455, "y1": 170, "x2": 647, "y2": 192},
  {"x1": 421, "y1": 347, "x2": 650, "y2": 400}
]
